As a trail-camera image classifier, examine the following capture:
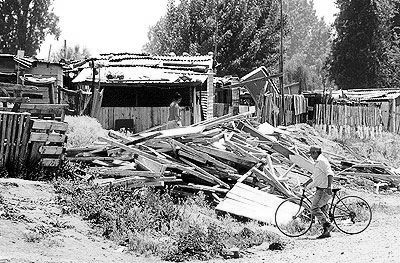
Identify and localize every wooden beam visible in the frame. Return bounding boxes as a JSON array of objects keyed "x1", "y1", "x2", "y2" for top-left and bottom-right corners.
[{"x1": 179, "y1": 157, "x2": 230, "y2": 189}]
